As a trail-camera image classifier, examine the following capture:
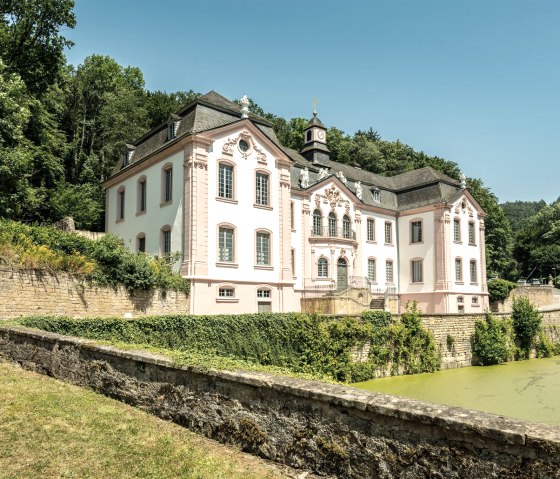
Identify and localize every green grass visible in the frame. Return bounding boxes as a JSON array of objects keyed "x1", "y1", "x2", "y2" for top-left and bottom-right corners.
[{"x1": 0, "y1": 361, "x2": 287, "y2": 479}]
